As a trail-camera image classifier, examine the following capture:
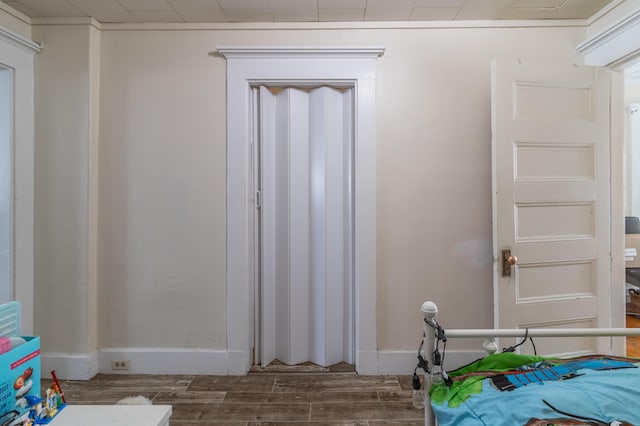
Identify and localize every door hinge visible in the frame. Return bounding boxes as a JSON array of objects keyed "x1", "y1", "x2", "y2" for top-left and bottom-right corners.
[{"x1": 256, "y1": 190, "x2": 261, "y2": 209}]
